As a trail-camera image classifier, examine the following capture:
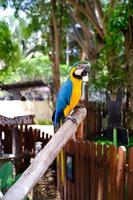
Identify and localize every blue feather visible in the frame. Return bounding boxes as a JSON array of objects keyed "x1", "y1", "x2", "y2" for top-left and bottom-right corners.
[{"x1": 53, "y1": 78, "x2": 72, "y2": 125}]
